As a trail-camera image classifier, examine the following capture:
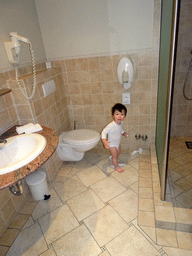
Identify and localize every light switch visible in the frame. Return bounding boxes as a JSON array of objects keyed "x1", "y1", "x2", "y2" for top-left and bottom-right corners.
[{"x1": 122, "y1": 93, "x2": 130, "y2": 104}]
